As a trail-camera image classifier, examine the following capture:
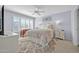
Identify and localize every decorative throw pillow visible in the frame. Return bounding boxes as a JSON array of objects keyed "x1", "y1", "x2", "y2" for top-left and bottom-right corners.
[{"x1": 20, "y1": 29, "x2": 29, "y2": 37}]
